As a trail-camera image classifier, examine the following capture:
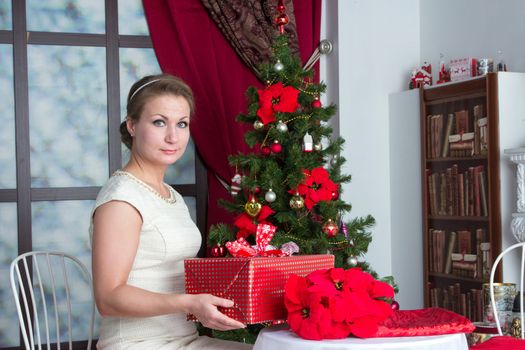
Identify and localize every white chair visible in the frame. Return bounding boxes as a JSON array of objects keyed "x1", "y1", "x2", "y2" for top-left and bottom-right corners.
[
  {"x1": 10, "y1": 251, "x2": 95, "y2": 350},
  {"x1": 490, "y1": 241, "x2": 525, "y2": 338}
]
